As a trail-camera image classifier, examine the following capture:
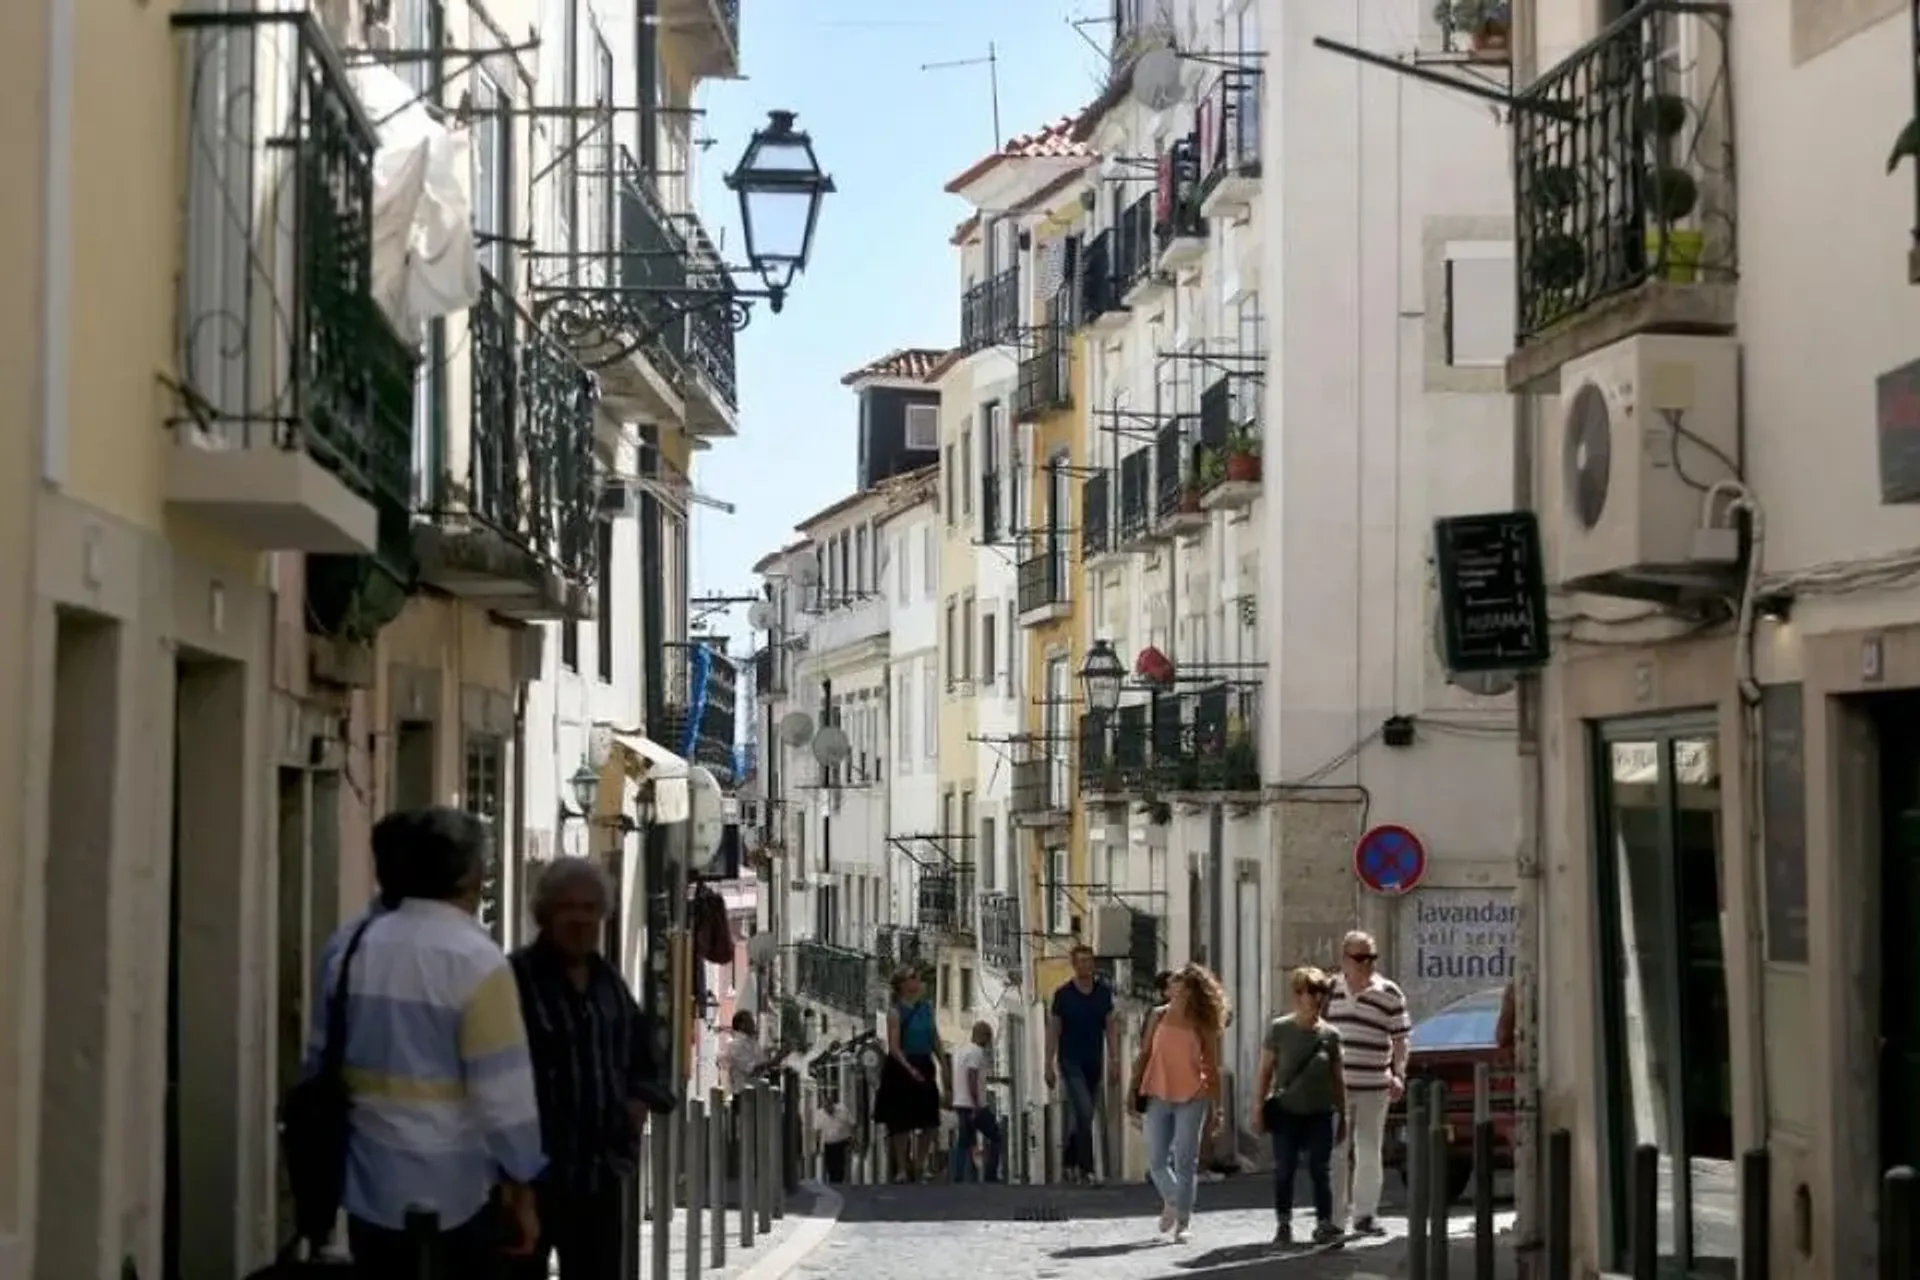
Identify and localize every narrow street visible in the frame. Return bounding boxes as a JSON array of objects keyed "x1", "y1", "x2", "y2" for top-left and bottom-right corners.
[{"x1": 783, "y1": 1181, "x2": 1519, "y2": 1280}]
